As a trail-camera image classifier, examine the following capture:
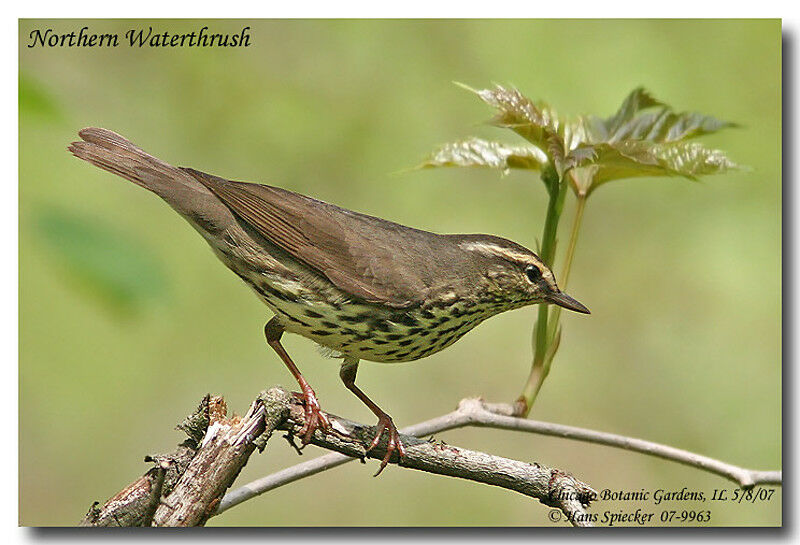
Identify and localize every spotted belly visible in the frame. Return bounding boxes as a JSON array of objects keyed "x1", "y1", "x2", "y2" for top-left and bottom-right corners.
[{"x1": 239, "y1": 271, "x2": 500, "y2": 363}]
